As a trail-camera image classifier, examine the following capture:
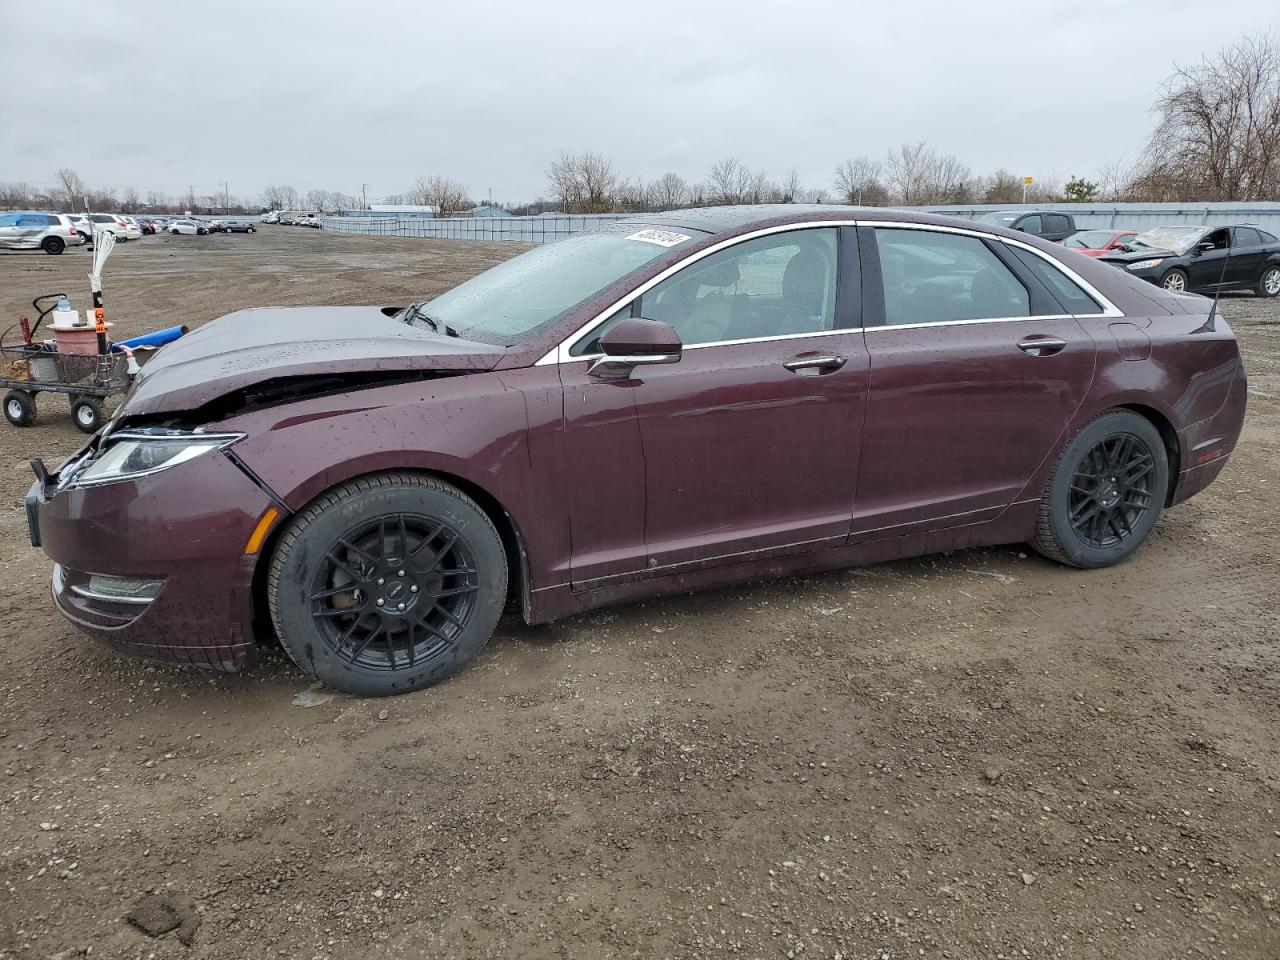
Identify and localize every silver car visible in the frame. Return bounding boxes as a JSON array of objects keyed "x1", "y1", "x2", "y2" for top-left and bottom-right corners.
[{"x1": 0, "y1": 212, "x2": 83, "y2": 255}]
